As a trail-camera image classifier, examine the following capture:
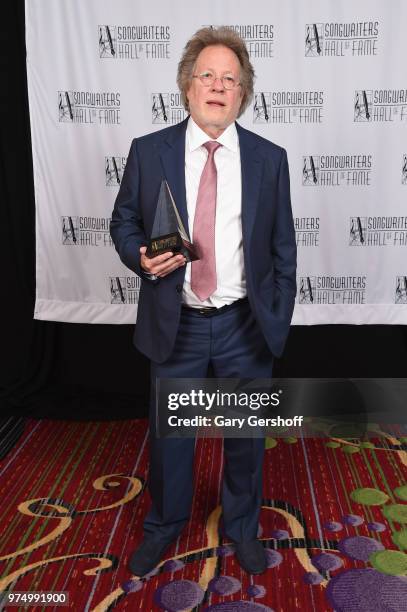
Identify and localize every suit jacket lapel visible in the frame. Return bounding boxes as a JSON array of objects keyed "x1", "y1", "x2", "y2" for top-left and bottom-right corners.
[
  {"x1": 158, "y1": 118, "x2": 190, "y2": 238},
  {"x1": 236, "y1": 122, "x2": 263, "y2": 248}
]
